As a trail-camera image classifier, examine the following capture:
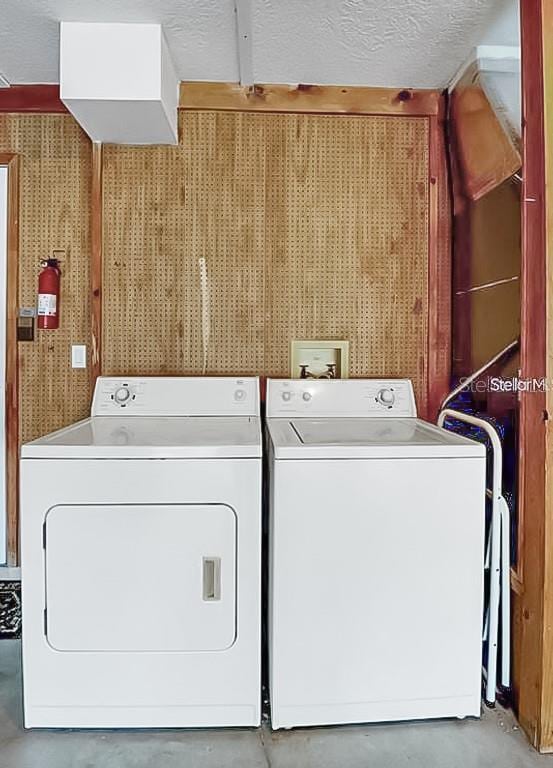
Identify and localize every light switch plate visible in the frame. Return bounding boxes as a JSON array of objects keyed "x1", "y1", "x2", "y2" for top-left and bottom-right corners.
[
  {"x1": 17, "y1": 309, "x2": 35, "y2": 342},
  {"x1": 291, "y1": 340, "x2": 349, "y2": 379},
  {"x1": 71, "y1": 344, "x2": 87, "y2": 369}
]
